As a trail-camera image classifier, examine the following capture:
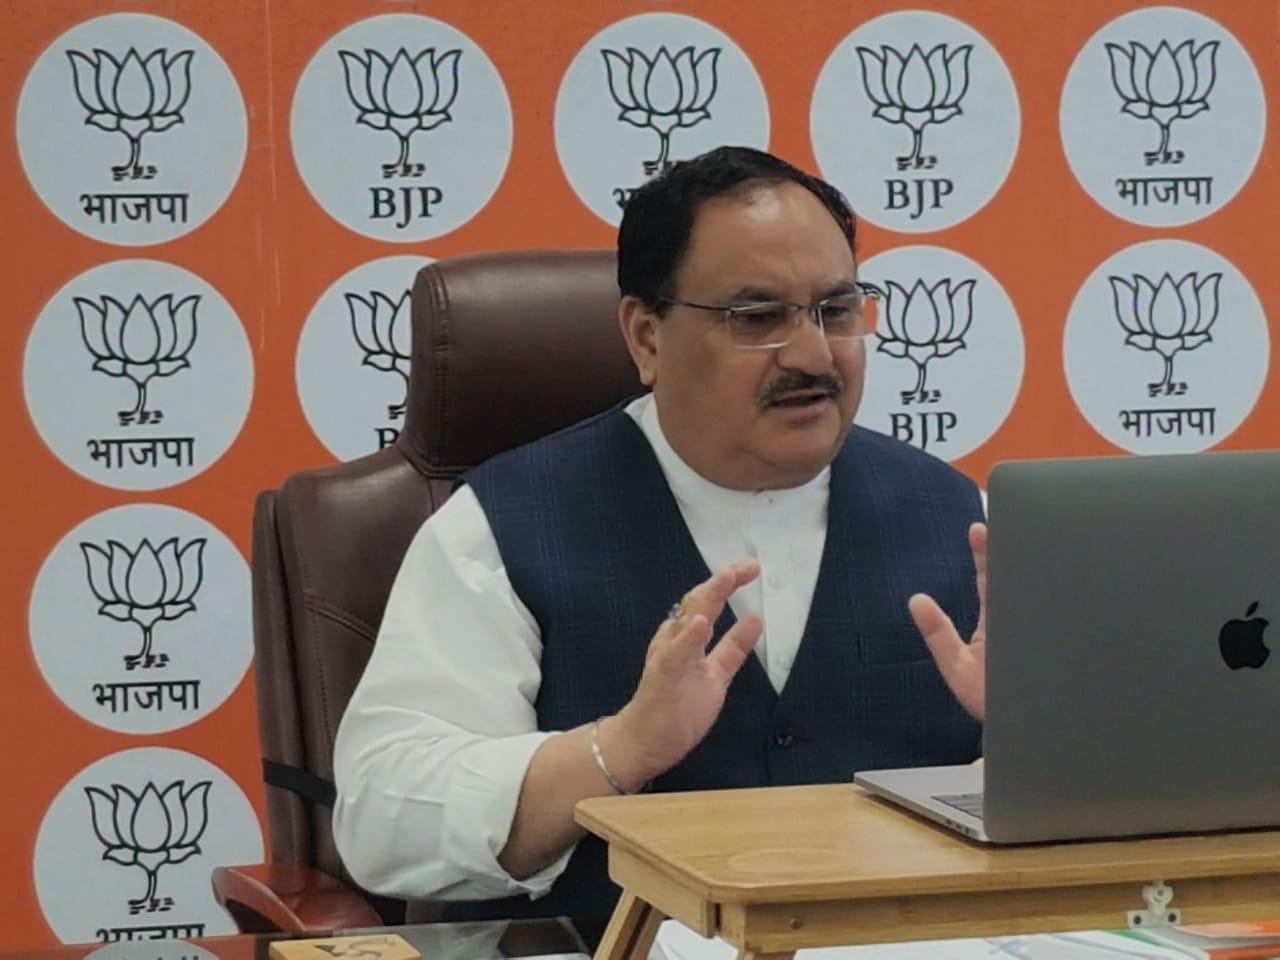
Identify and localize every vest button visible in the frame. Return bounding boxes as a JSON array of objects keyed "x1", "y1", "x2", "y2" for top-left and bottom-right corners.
[{"x1": 774, "y1": 731, "x2": 794, "y2": 748}]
